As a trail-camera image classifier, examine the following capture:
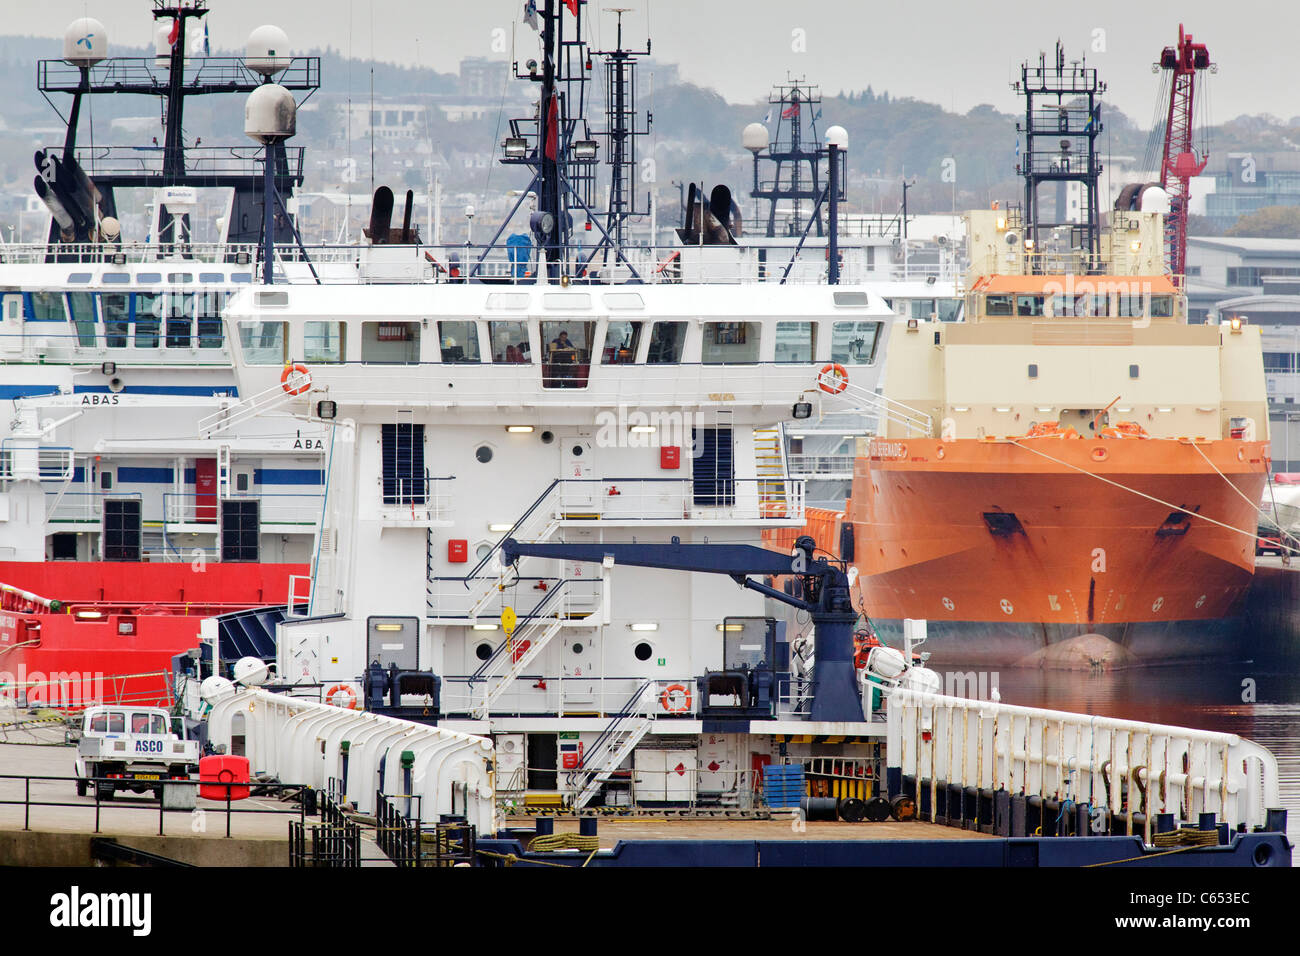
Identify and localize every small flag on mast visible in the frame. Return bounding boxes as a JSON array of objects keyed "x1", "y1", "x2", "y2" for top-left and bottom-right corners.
[
  {"x1": 523, "y1": 0, "x2": 539, "y2": 30},
  {"x1": 563, "y1": 0, "x2": 579, "y2": 14},
  {"x1": 167, "y1": 18, "x2": 180, "y2": 47}
]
